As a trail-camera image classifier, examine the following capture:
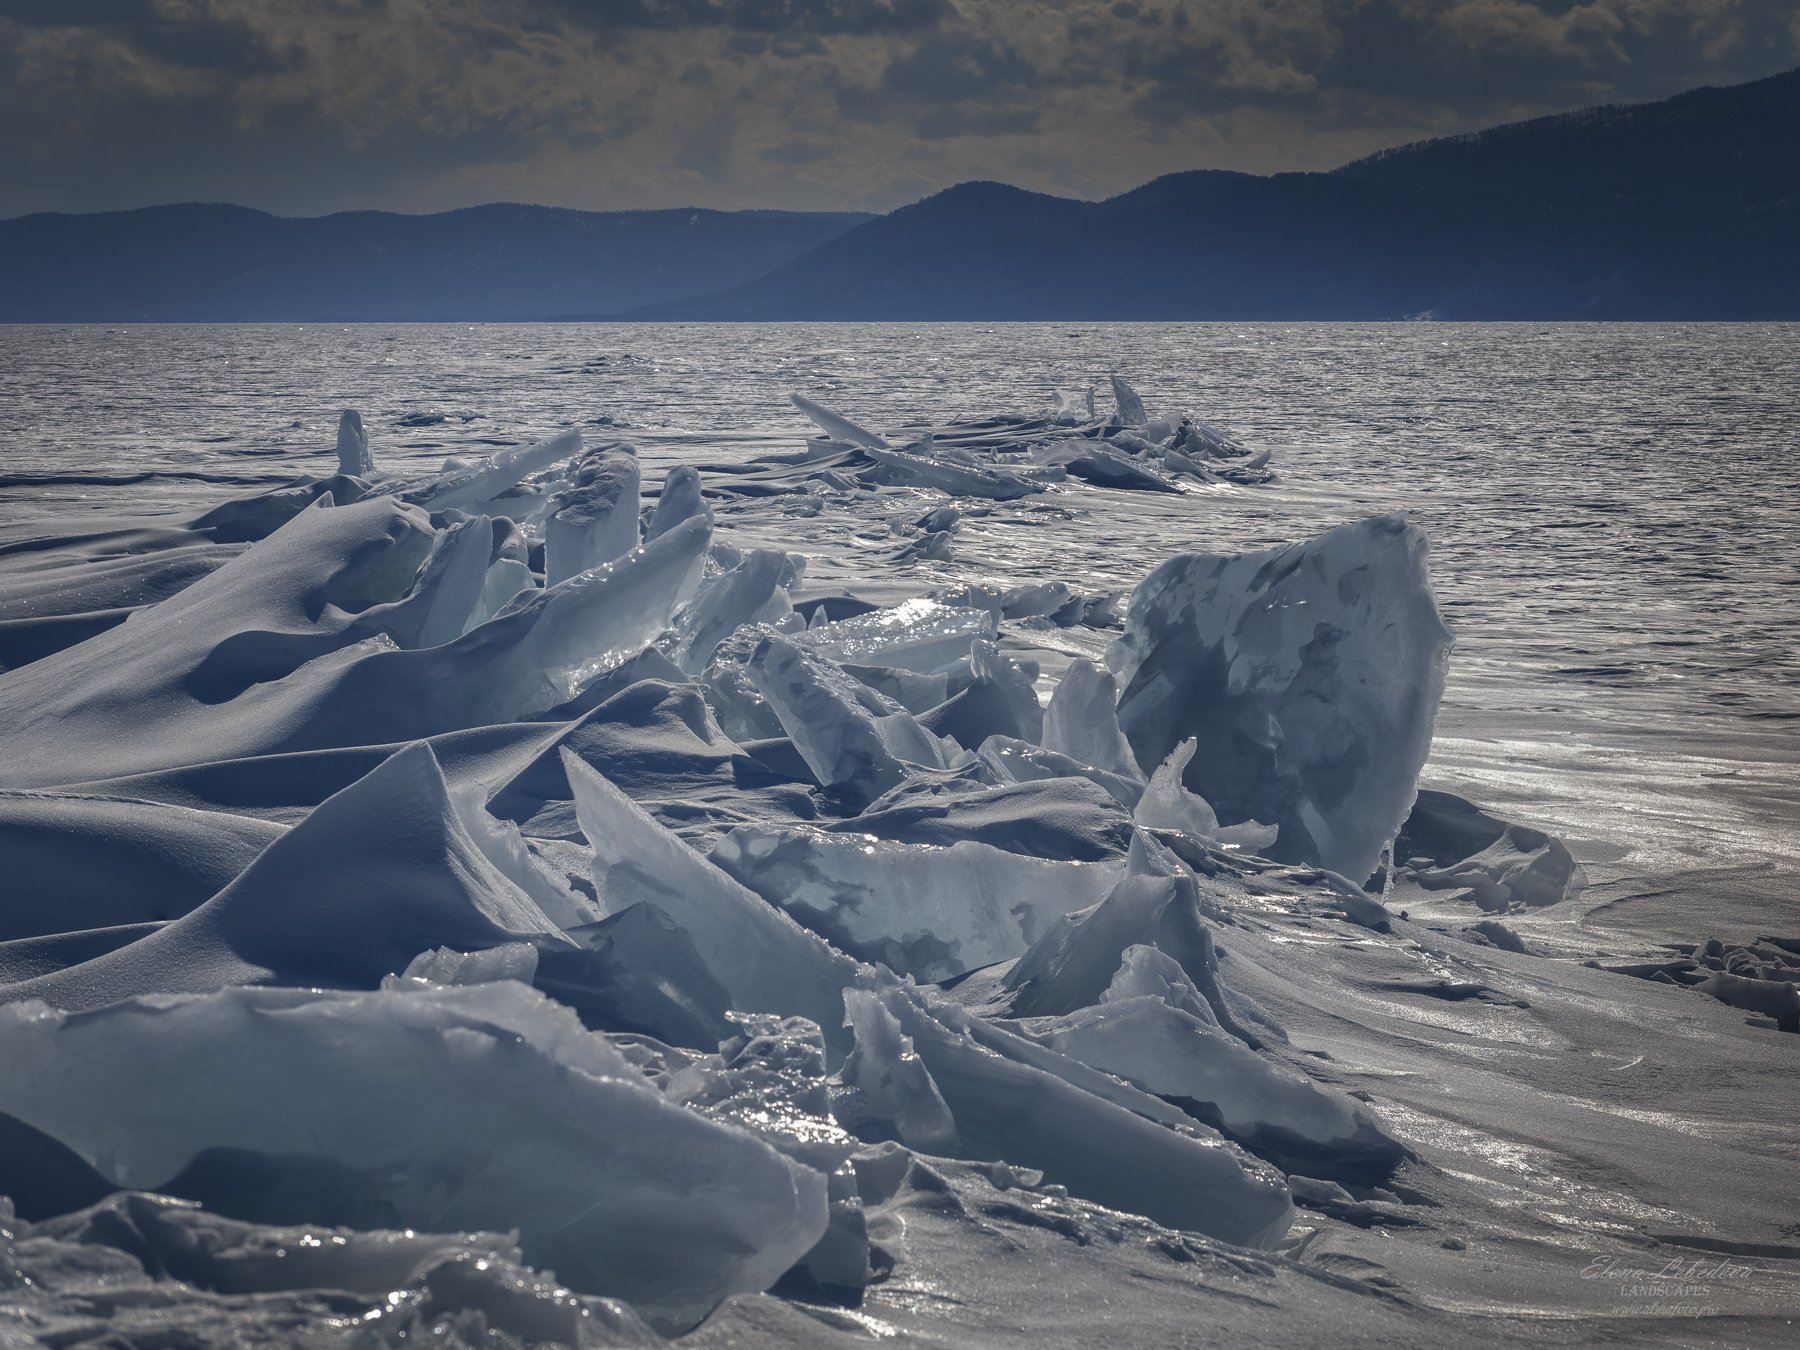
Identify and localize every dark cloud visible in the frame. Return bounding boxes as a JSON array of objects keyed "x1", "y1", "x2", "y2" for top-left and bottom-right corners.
[
  {"x1": 0, "y1": 0, "x2": 1794, "y2": 215},
  {"x1": 548, "y1": 0, "x2": 955, "y2": 34}
]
